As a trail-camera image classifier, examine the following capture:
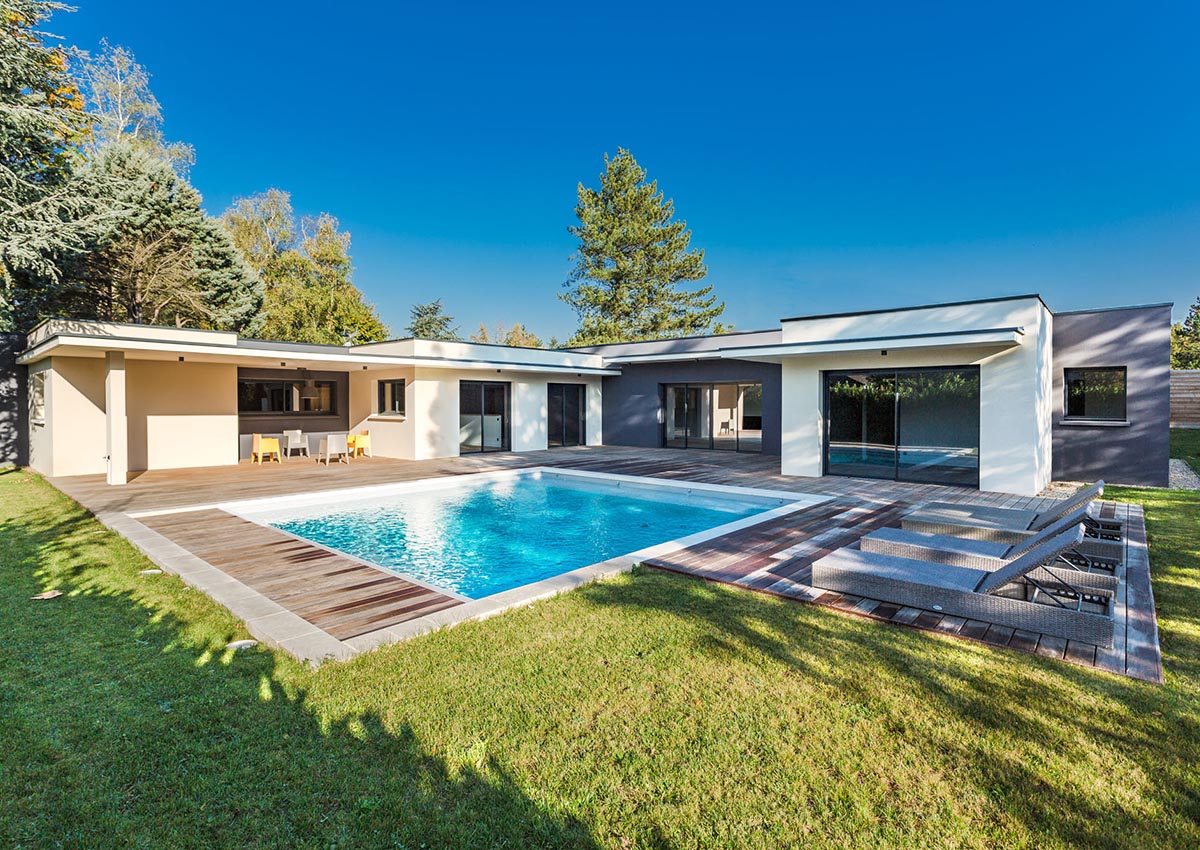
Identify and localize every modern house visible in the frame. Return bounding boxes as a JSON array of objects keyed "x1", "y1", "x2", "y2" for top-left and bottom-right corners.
[{"x1": 5, "y1": 294, "x2": 1172, "y2": 493}]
